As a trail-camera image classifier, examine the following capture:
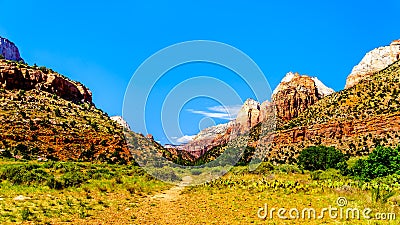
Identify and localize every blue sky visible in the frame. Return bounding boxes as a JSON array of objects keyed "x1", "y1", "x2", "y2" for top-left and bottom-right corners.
[{"x1": 1, "y1": 1, "x2": 399, "y2": 144}]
